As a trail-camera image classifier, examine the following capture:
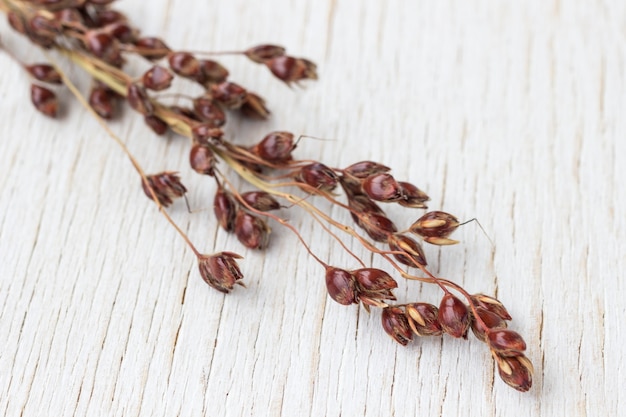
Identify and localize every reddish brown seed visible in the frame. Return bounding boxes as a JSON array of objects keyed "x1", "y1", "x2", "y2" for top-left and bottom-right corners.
[
  {"x1": 471, "y1": 294, "x2": 512, "y2": 321},
  {"x1": 266, "y1": 56, "x2": 318, "y2": 85},
  {"x1": 438, "y1": 293, "x2": 470, "y2": 338},
  {"x1": 127, "y1": 83, "x2": 154, "y2": 115},
  {"x1": 8, "y1": 11, "x2": 27, "y2": 35},
  {"x1": 353, "y1": 268, "x2": 397, "y2": 292},
  {"x1": 92, "y1": 9, "x2": 127, "y2": 26},
  {"x1": 234, "y1": 211, "x2": 271, "y2": 250},
  {"x1": 211, "y1": 82, "x2": 247, "y2": 109},
  {"x1": 144, "y1": 115, "x2": 168, "y2": 135},
  {"x1": 362, "y1": 173, "x2": 403, "y2": 202},
  {"x1": 142, "y1": 65, "x2": 174, "y2": 91},
  {"x1": 398, "y1": 181, "x2": 430, "y2": 208},
  {"x1": 381, "y1": 307, "x2": 413, "y2": 346},
  {"x1": 471, "y1": 307, "x2": 507, "y2": 342},
  {"x1": 495, "y1": 353, "x2": 533, "y2": 392},
  {"x1": 134, "y1": 37, "x2": 171, "y2": 60},
  {"x1": 29, "y1": 14, "x2": 60, "y2": 38},
  {"x1": 251, "y1": 131, "x2": 295, "y2": 163},
  {"x1": 25, "y1": 64, "x2": 62, "y2": 85},
  {"x1": 103, "y1": 21, "x2": 137, "y2": 43},
  {"x1": 343, "y1": 161, "x2": 391, "y2": 179},
  {"x1": 244, "y1": 44, "x2": 286, "y2": 63},
  {"x1": 487, "y1": 329, "x2": 527, "y2": 354},
  {"x1": 198, "y1": 252, "x2": 244, "y2": 293},
  {"x1": 241, "y1": 191, "x2": 281, "y2": 212},
  {"x1": 191, "y1": 124, "x2": 224, "y2": 144},
  {"x1": 198, "y1": 59, "x2": 229, "y2": 84},
  {"x1": 89, "y1": 85, "x2": 115, "y2": 119},
  {"x1": 84, "y1": 31, "x2": 122, "y2": 65},
  {"x1": 30, "y1": 84, "x2": 58, "y2": 118},
  {"x1": 355, "y1": 212, "x2": 397, "y2": 242},
  {"x1": 192, "y1": 97, "x2": 226, "y2": 127},
  {"x1": 410, "y1": 211, "x2": 460, "y2": 244},
  {"x1": 405, "y1": 303, "x2": 443, "y2": 336},
  {"x1": 189, "y1": 144, "x2": 215, "y2": 175},
  {"x1": 239, "y1": 92, "x2": 270, "y2": 119},
  {"x1": 141, "y1": 172, "x2": 187, "y2": 207},
  {"x1": 213, "y1": 187, "x2": 237, "y2": 232},
  {"x1": 325, "y1": 267, "x2": 356, "y2": 305},
  {"x1": 168, "y1": 52, "x2": 201, "y2": 78},
  {"x1": 297, "y1": 163, "x2": 339, "y2": 192},
  {"x1": 387, "y1": 233, "x2": 427, "y2": 267},
  {"x1": 347, "y1": 193, "x2": 385, "y2": 224}
]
